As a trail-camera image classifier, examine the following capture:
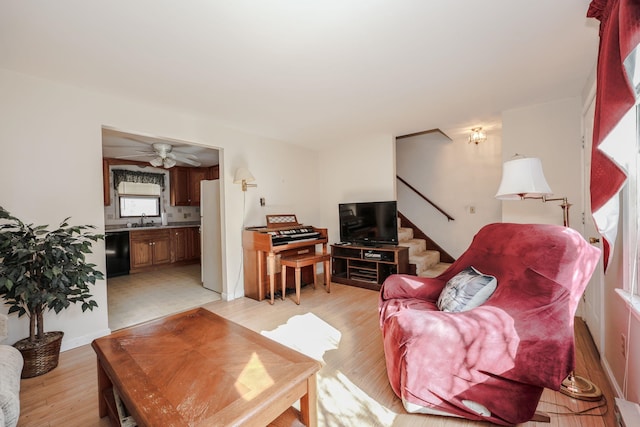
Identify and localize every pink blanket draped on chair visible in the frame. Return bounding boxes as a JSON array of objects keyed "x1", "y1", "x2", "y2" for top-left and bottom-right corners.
[{"x1": 379, "y1": 223, "x2": 601, "y2": 425}]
